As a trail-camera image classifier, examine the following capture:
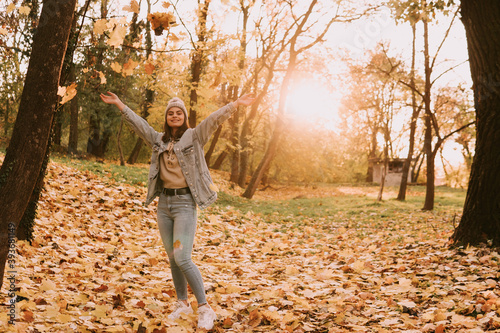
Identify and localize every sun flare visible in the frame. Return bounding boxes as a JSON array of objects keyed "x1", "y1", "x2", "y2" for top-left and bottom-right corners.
[{"x1": 287, "y1": 80, "x2": 341, "y2": 131}]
